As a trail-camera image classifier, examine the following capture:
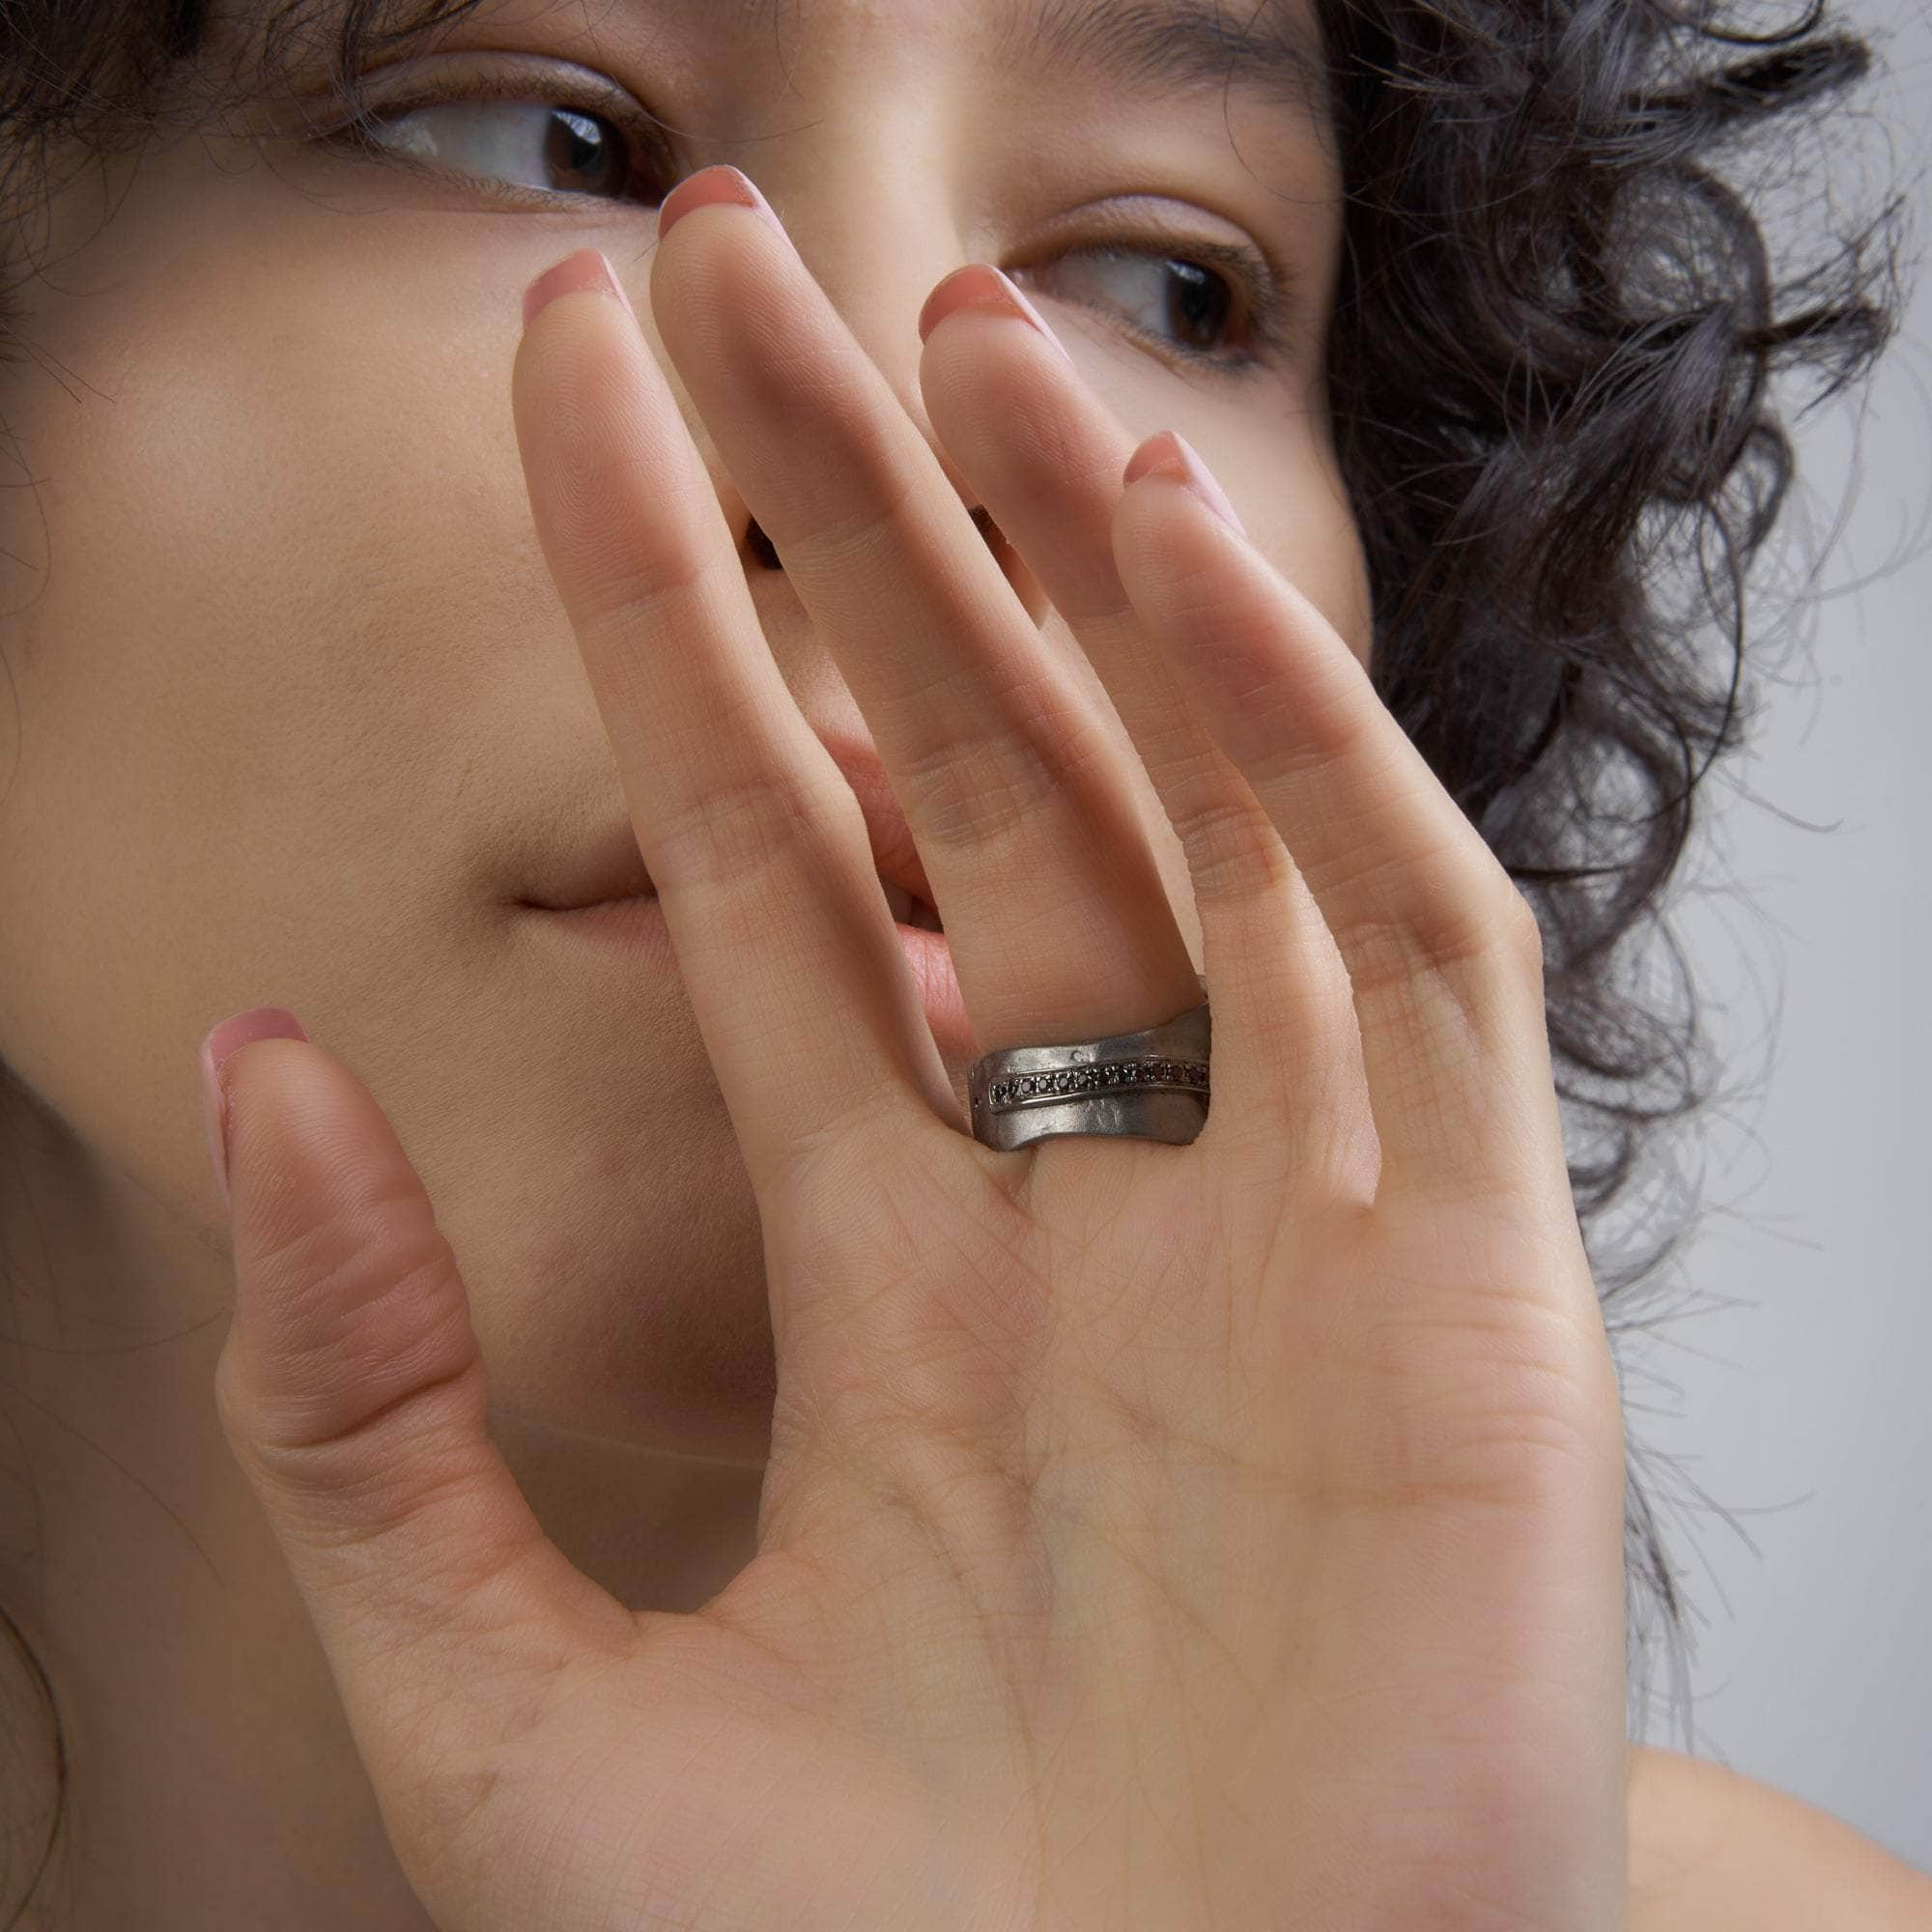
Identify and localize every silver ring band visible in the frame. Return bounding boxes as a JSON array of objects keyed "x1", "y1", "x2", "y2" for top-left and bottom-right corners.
[{"x1": 968, "y1": 978, "x2": 1211, "y2": 1151}]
